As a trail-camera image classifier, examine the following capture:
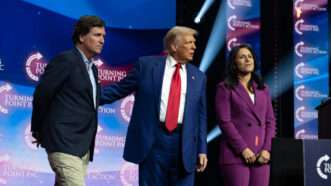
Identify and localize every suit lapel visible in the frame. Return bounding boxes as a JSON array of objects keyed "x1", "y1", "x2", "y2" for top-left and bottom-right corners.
[
  {"x1": 92, "y1": 64, "x2": 100, "y2": 109},
  {"x1": 183, "y1": 64, "x2": 193, "y2": 126},
  {"x1": 234, "y1": 83, "x2": 262, "y2": 123},
  {"x1": 72, "y1": 48, "x2": 95, "y2": 108},
  {"x1": 253, "y1": 86, "x2": 264, "y2": 122},
  {"x1": 152, "y1": 57, "x2": 166, "y2": 116}
]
